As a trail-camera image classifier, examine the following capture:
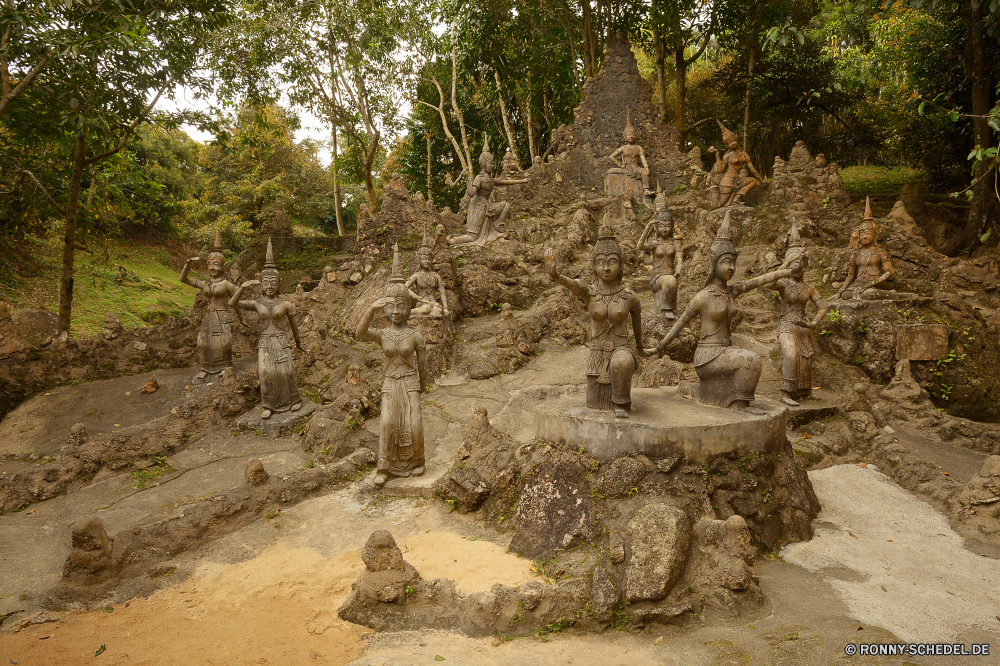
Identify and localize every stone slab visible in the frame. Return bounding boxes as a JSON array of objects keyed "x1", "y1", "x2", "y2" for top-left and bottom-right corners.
[
  {"x1": 895, "y1": 323, "x2": 948, "y2": 361},
  {"x1": 534, "y1": 386, "x2": 785, "y2": 464},
  {"x1": 380, "y1": 464, "x2": 447, "y2": 498},
  {"x1": 786, "y1": 392, "x2": 840, "y2": 427},
  {"x1": 234, "y1": 400, "x2": 317, "y2": 437}
]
